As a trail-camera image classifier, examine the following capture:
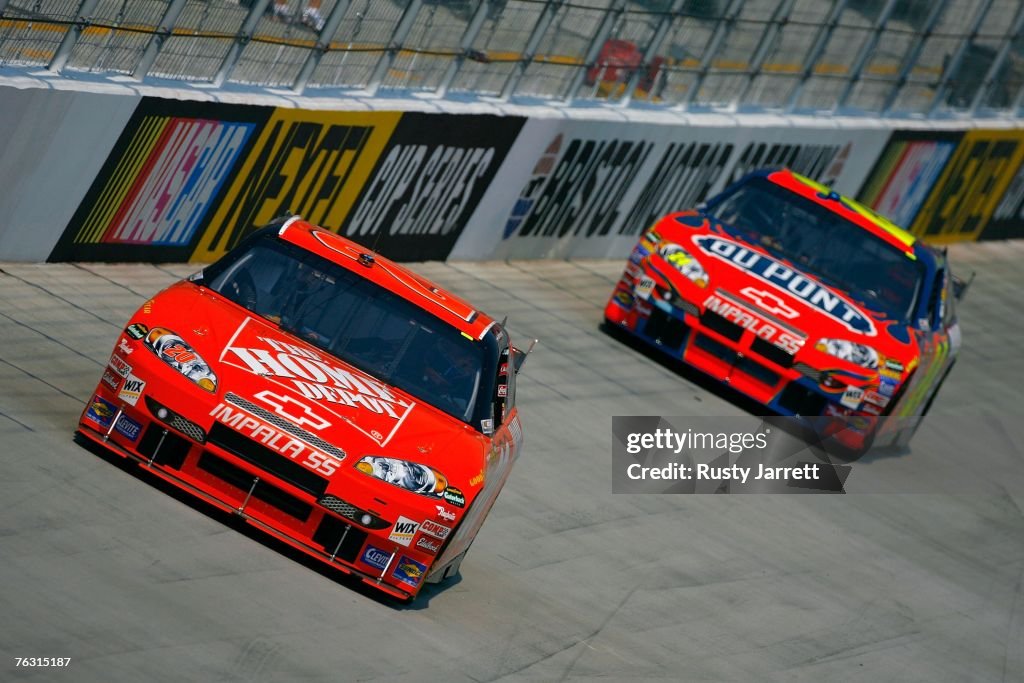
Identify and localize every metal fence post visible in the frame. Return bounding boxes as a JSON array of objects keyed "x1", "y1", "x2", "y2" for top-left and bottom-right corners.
[
  {"x1": 732, "y1": 0, "x2": 796, "y2": 107},
  {"x1": 132, "y1": 0, "x2": 189, "y2": 80},
  {"x1": 499, "y1": 0, "x2": 560, "y2": 101},
  {"x1": 48, "y1": 0, "x2": 101, "y2": 73},
  {"x1": 685, "y1": 0, "x2": 745, "y2": 106},
  {"x1": 969, "y1": 2, "x2": 1024, "y2": 113},
  {"x1": 213, "y1": 0, "x2": 273, "y2": 87},
  {"x1": 880, "y1": 0, "x2": 949, "y2": 114},
  {"x1": 366, "y1": 0, "x2": 424, "y2": 96},
  {"x1": 293, "y1": 0, "x2": 352, "y2": 93},
  {"x1": 833, "y1": 0, "x2": 899, "y2": 111},
  {"x1": 618, "y1": 0, "x2": 684, "y2": 107},
  {"x1": 783, "y1": 0, "x2": 848, "y2": 111},
  {"x1": 563, "y1": 0, "x2": 628, "y2": 104},
  {"x1": 926, "y1": 0, "x2": 993, "y2": 114},
  {"x1": 435, "y1": 0, "x2": 493, "y2": 98}
]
